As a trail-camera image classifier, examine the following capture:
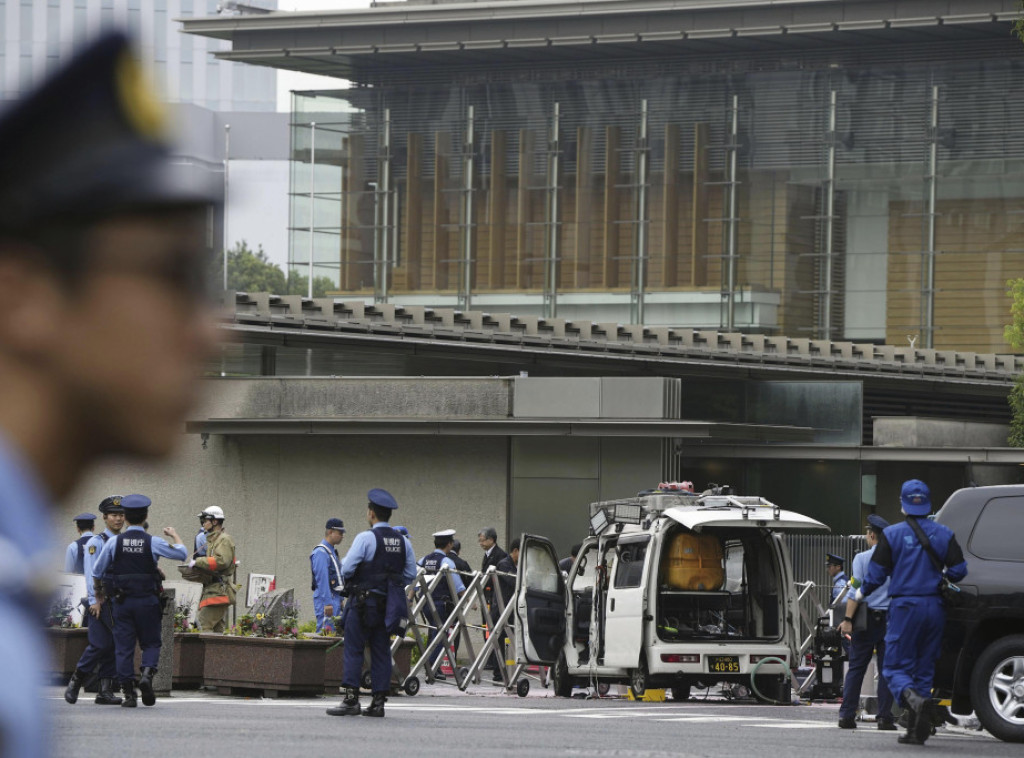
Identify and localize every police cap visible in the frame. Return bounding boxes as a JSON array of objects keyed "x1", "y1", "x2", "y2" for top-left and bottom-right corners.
[
  {"x1": 120, "y1": 494, "x2": 152, "y2": 511},
  {"x1": 432, "y1": 529, "x2": 456, "y2": 538},
  {"x1": 0, "y1": 32, "x2": 217, "y2": 235},
  {"x1": 98, "y1": 496, "x2": 124, "y2": 515},
  {"x1": 394, "y1": 526, "x2": 410, "y2": 537},
  {"x1": 73, "y1": 512, "x2": 96, "y2": 523},
  {"x1": 900, "y1": 479, "x2": 932, "y2": 516},
  {"x1": 866, "y1": 514, "x2": 890, "y2": 532},
  {"x1": 325, "y1": 518, "x2": 345, "y2": 533},
  {"x1": 825, "y1": 553, "x2": 845, "y2": 567},
  {"x1": 368, "y1": 488, "x2": 398, "y2": 510}
]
